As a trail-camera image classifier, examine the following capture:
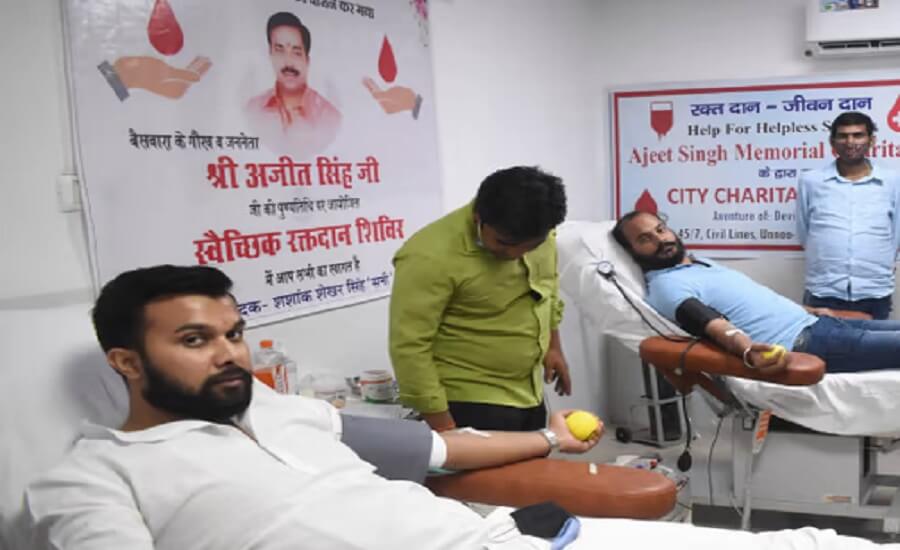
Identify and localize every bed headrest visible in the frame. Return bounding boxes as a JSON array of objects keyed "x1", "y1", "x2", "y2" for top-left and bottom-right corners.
[
  {"x1": 0, "y1": 303, "x2": 127, "y2": 525},
  {"x1": 556, "y1": 220, "x2": 683, "y2": 351},
  {"x1": 556, "y1": 220, "x2": 645, "y2": 295}
]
